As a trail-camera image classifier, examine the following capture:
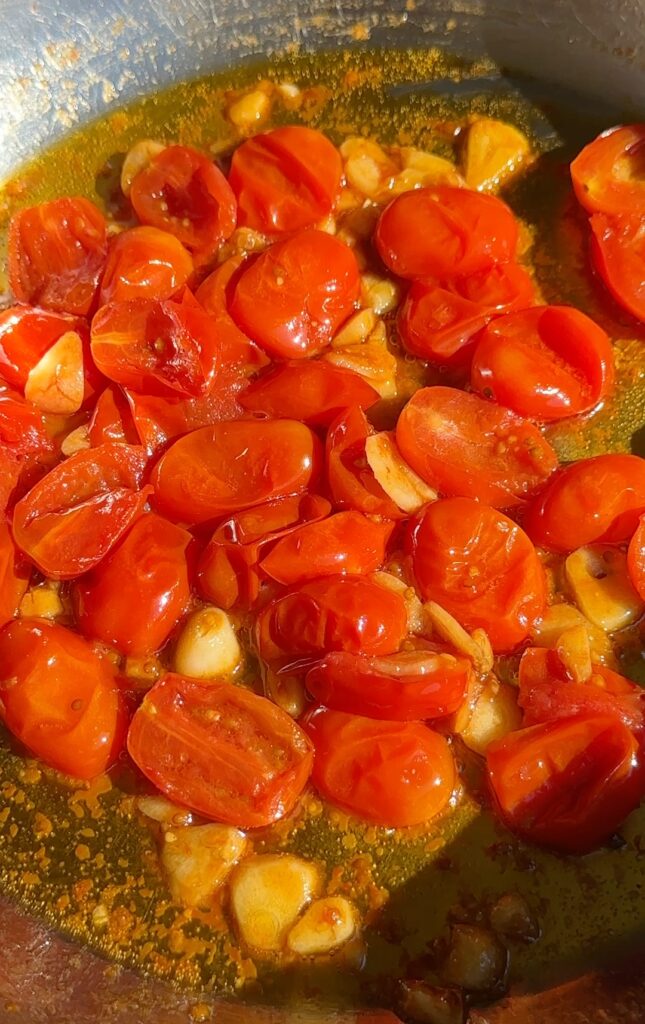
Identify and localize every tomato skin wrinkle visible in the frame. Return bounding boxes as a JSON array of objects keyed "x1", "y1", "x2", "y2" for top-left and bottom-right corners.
[
  {"x1": 99, "y1": 225, "x2": 194, "y2": 305},
  {"x1": 239, "y1": 360, "x2": 379, "y2": 426}
]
